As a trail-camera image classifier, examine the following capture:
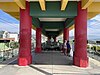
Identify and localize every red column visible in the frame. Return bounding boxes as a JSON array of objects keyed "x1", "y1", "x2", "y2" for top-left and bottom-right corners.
[
  {"x1": 63, "y1": 28, "x2": 69, "y2": 43},
  {"x1": 18, "y1": 2, "x2": 32, "y2": 66},
  {"x1": 35, "y1": 28, "x2": 42, "y2": 53},
  {"x1": 54, "y1": 37, "x2": 56, "y2": 42},
  {"x1": 62, "y1": 28, "x2": 69, "y2": 52},
  {"x1": 73, "y1": 2, "x2": 88, "y2": 67},
  {"x1": 48, "y1": 37, "x2": 50, "y2": 41}
]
